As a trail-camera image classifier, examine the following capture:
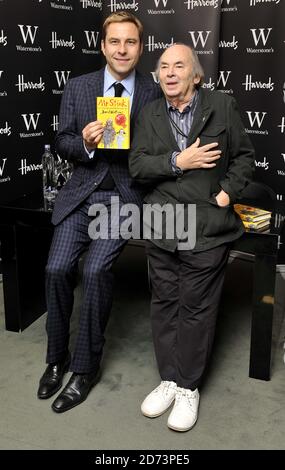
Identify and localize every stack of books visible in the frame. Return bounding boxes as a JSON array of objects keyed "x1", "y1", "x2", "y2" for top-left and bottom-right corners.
[{"x1": 234, "y1": 204, "x2": 272, "y2": 231}]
